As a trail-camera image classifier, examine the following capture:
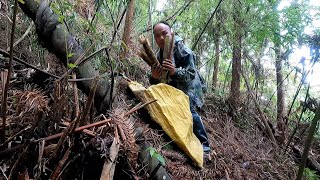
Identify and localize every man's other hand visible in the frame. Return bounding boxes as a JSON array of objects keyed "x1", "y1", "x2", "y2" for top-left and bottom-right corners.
[
  {"x1": 151, "y1": 64, "x2": 162, "y2": 79},
  {"x1": 162, "y1": 59, "x2": 175, "y2": 76}
]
